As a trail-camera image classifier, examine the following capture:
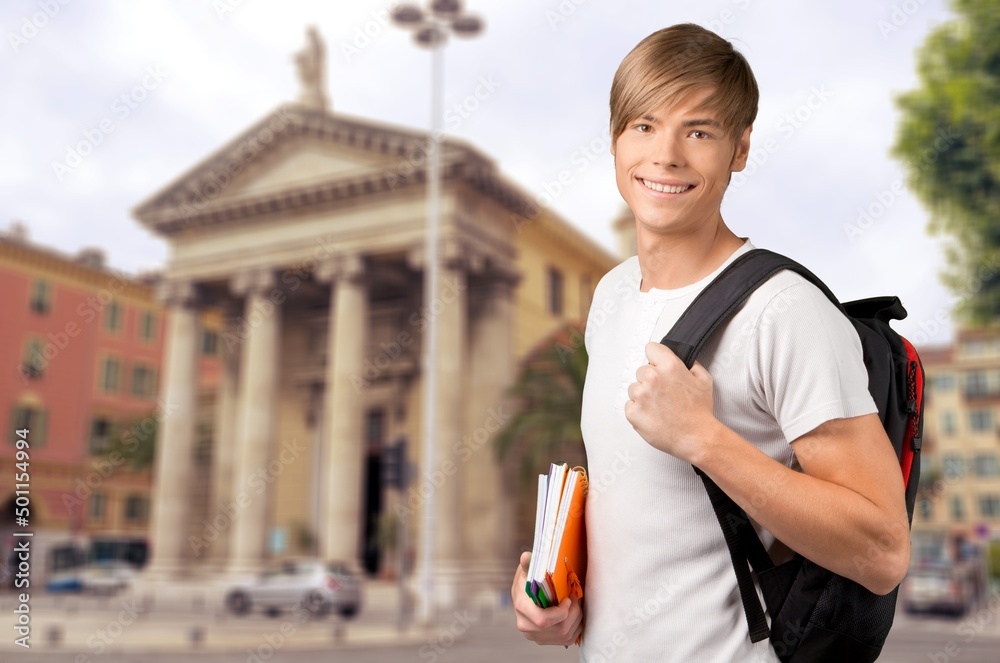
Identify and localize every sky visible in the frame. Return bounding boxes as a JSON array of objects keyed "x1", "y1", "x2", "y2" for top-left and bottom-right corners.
[{"x1": 0, "y1": 0, "x2": 962, "y2": 345}]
